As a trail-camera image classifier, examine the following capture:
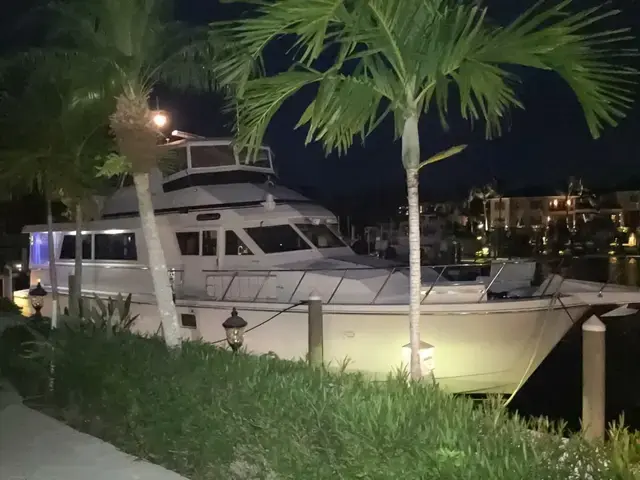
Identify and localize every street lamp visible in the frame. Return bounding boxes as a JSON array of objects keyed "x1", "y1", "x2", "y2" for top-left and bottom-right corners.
[
  {"x1": 222, "y1": 308, "x2": 248, "y2": 352},
  {"x1": 29, "y1": 282, "x2": 47, "y2": 317},
  {"x1": 152, "y1": 111, "x2": 169, "y2": 129}
]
